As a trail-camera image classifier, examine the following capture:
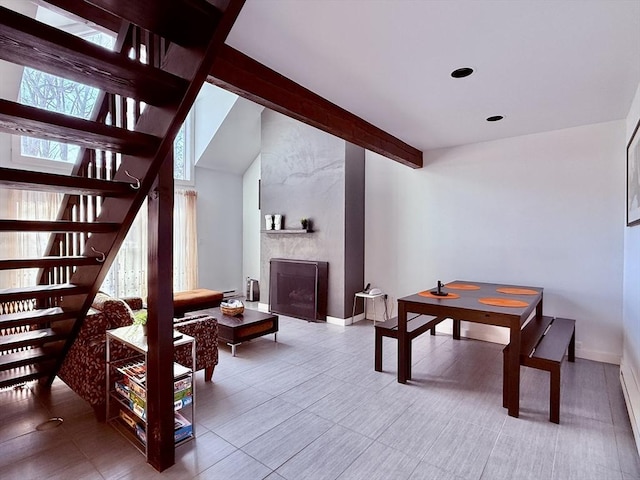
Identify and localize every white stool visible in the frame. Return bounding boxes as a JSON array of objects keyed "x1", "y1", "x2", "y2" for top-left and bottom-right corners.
[{"x1": 351, "y1": 291, "x2": 385, "y2": 325}]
